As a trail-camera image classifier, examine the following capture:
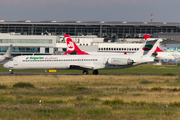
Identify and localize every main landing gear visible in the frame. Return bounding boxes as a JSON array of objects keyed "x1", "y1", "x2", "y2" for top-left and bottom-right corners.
[
  {"x1": 9, "y1": 70, "x2": 13, "y2": 74},
  {"x1": 82, "y1": 70, "x2": 99, "y2": 75},
  {"x1": 83, "y1": 70, "x2": 89, "y2": 75},
  {"x1": 93, "y1": 70, "x2": 99, "y2": 75}
]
